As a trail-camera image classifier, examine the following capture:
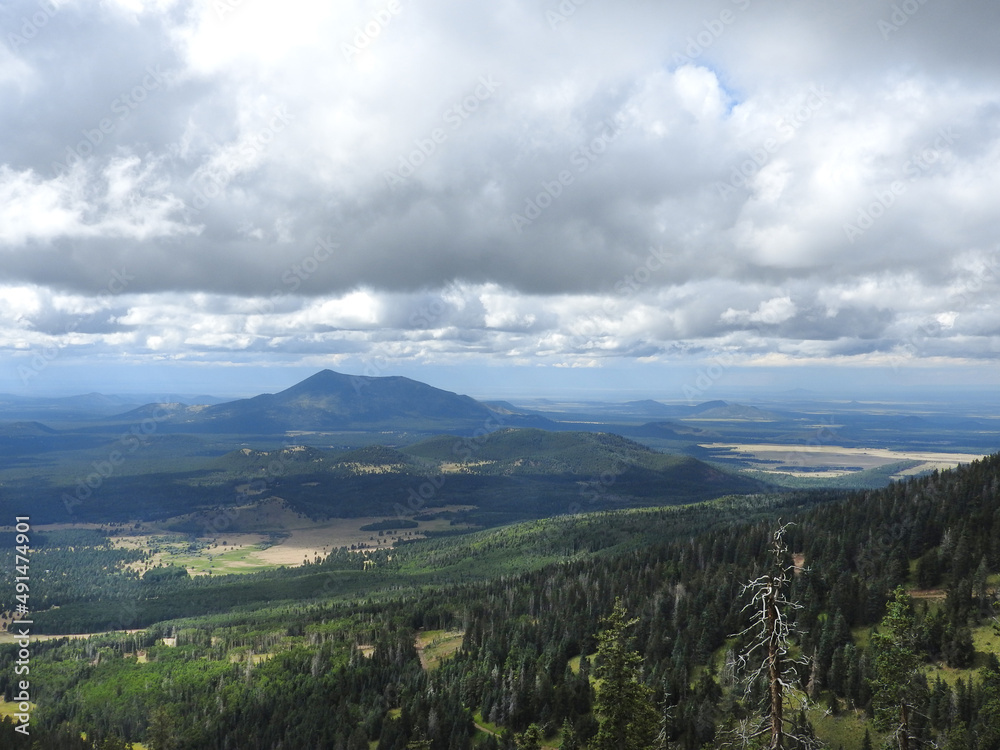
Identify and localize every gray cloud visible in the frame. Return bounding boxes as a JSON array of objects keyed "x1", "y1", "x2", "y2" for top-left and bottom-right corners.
[{"x1": 2, "y1": 0, "x2": 1000, "y2": 383}]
